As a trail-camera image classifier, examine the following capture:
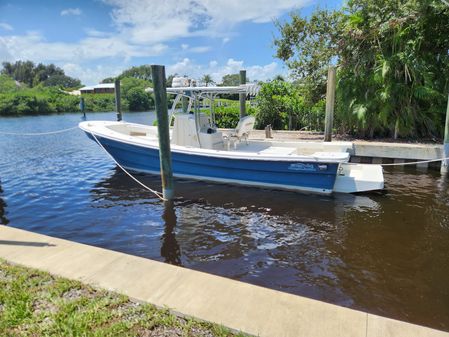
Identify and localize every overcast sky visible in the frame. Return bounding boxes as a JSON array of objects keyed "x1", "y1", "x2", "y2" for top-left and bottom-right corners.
[{"x1": 0, "y1": 0, "x2": 342, "y2": 85}]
